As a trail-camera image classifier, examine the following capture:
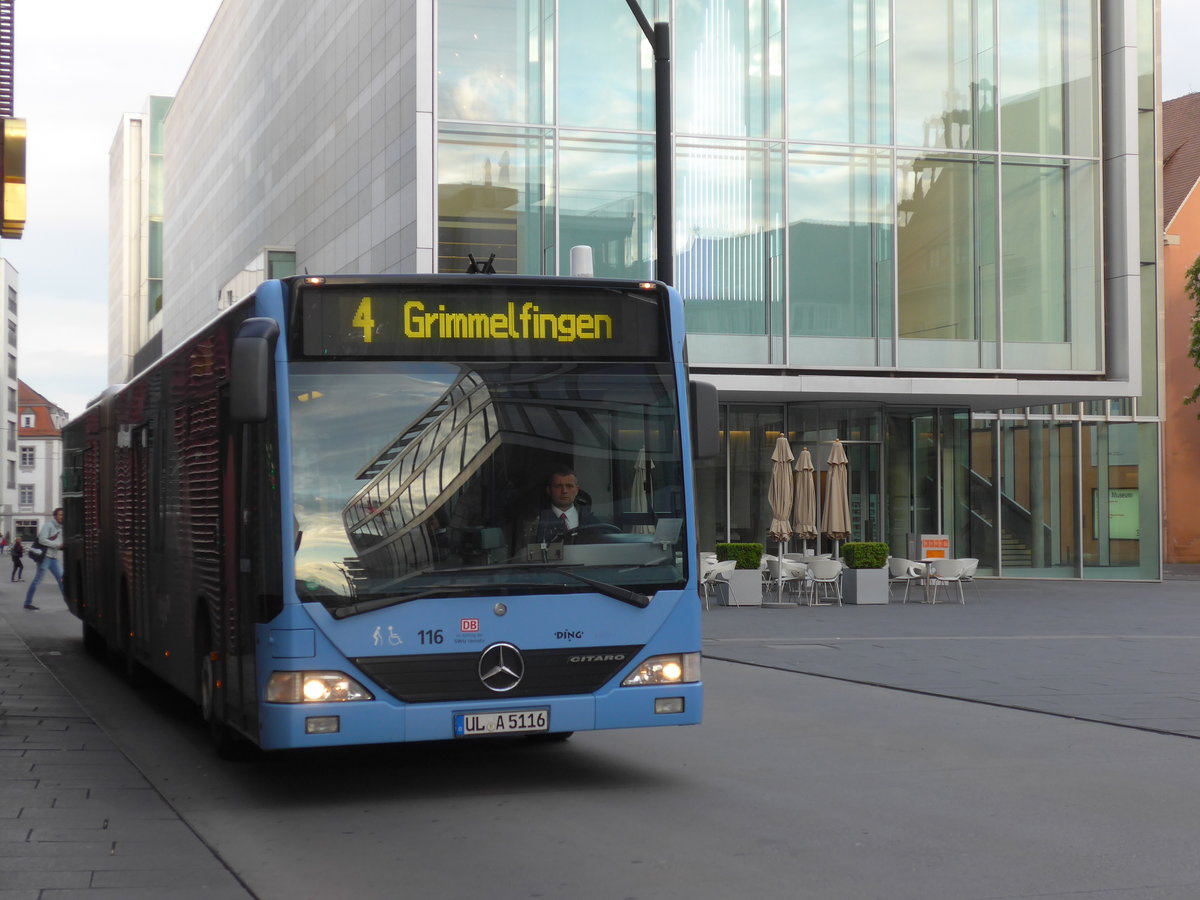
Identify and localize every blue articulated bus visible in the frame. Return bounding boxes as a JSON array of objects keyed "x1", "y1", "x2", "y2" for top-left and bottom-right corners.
[{"x1": 62, "y1": 275, "x2": 717, "y2": 755}]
